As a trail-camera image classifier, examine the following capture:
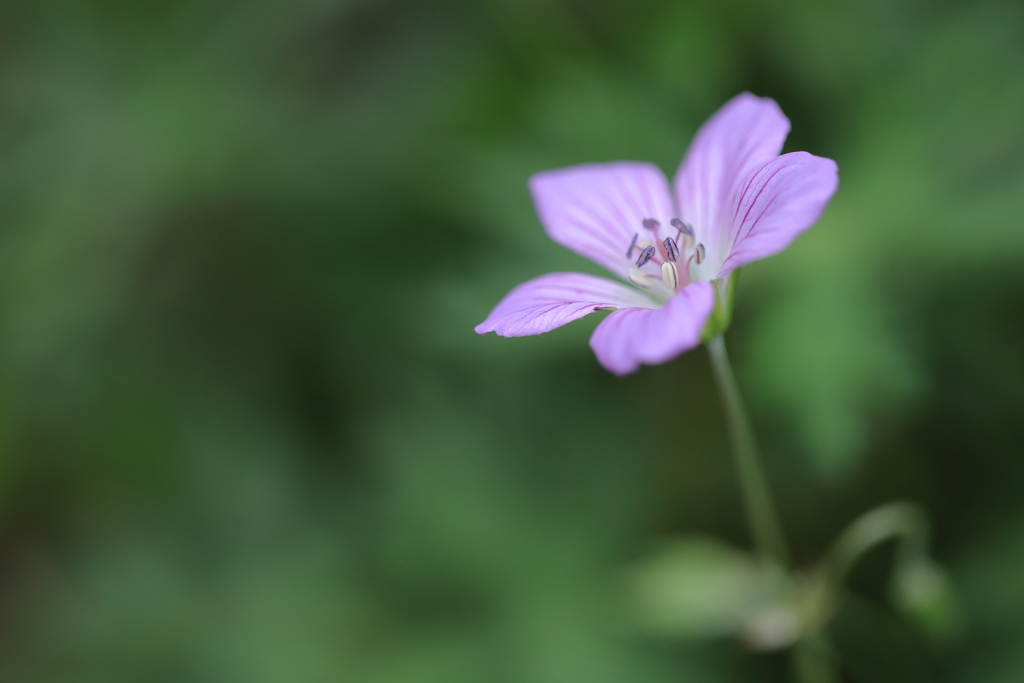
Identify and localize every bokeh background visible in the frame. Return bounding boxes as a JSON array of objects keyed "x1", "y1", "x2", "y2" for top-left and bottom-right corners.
[{"x1": 0, "y1": 0, "x2": 1022, "y2": 681}]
